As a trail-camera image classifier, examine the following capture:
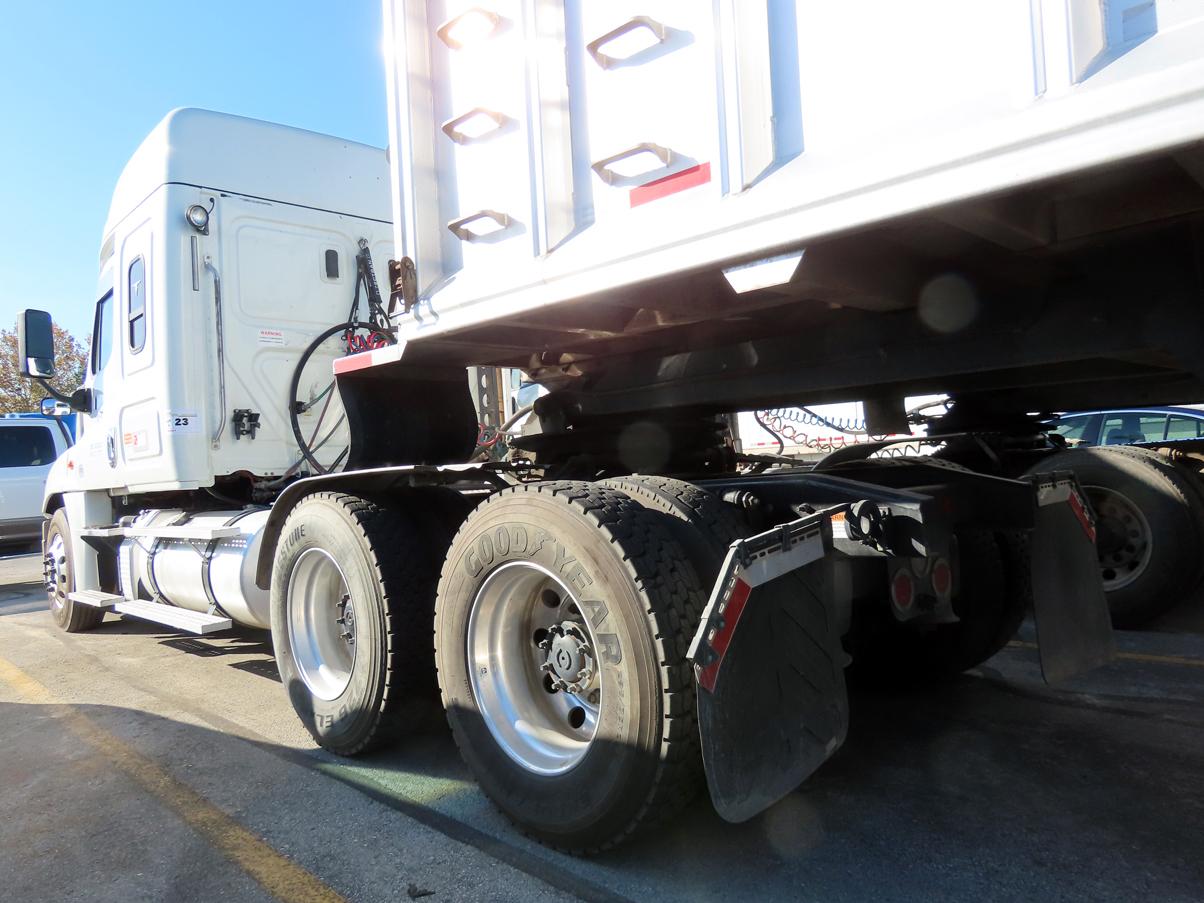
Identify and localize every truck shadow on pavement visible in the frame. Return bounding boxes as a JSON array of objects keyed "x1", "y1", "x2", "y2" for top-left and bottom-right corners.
[
  {"x1": 333, "y1": 665, "x2": 1204, "y2": 901},
  {"x1": 578, "y1": 673, "x2": 1204, "y2": 900},
  {"x1": 7, "y1": 596, "x2": 1203, "y2": 900},
  {"x1": 7, "y1": 668, "x2": 1201, "y2": 903},
  {"x1": 158, "y1": 634, "x2": 280, "y2": 682}
]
